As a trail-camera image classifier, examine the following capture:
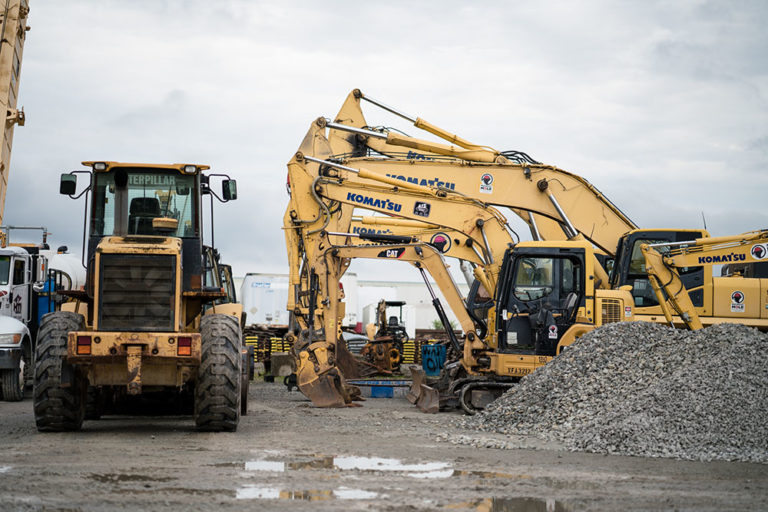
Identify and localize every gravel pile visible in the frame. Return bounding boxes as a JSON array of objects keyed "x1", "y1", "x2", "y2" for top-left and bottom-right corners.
[{"x1": 461, "y1": 321, "x2": 768, "y2": 463}]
